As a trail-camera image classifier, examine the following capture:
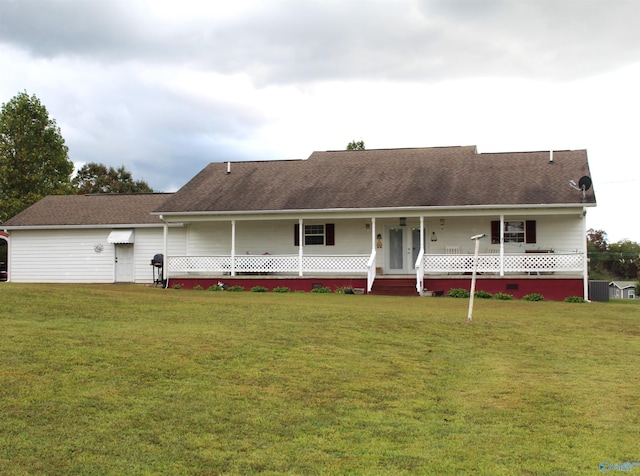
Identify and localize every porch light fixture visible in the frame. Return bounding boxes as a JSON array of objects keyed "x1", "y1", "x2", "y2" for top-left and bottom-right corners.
[
  {"x1": 399, "y1": 217, "x2": 407, "y2": 227},
  {"x1": 440, "y1": 218, "x2": 445, "y2": 229},
  {"x1": 431, "y1": 232, "x2": 437, "y2": 242}
]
